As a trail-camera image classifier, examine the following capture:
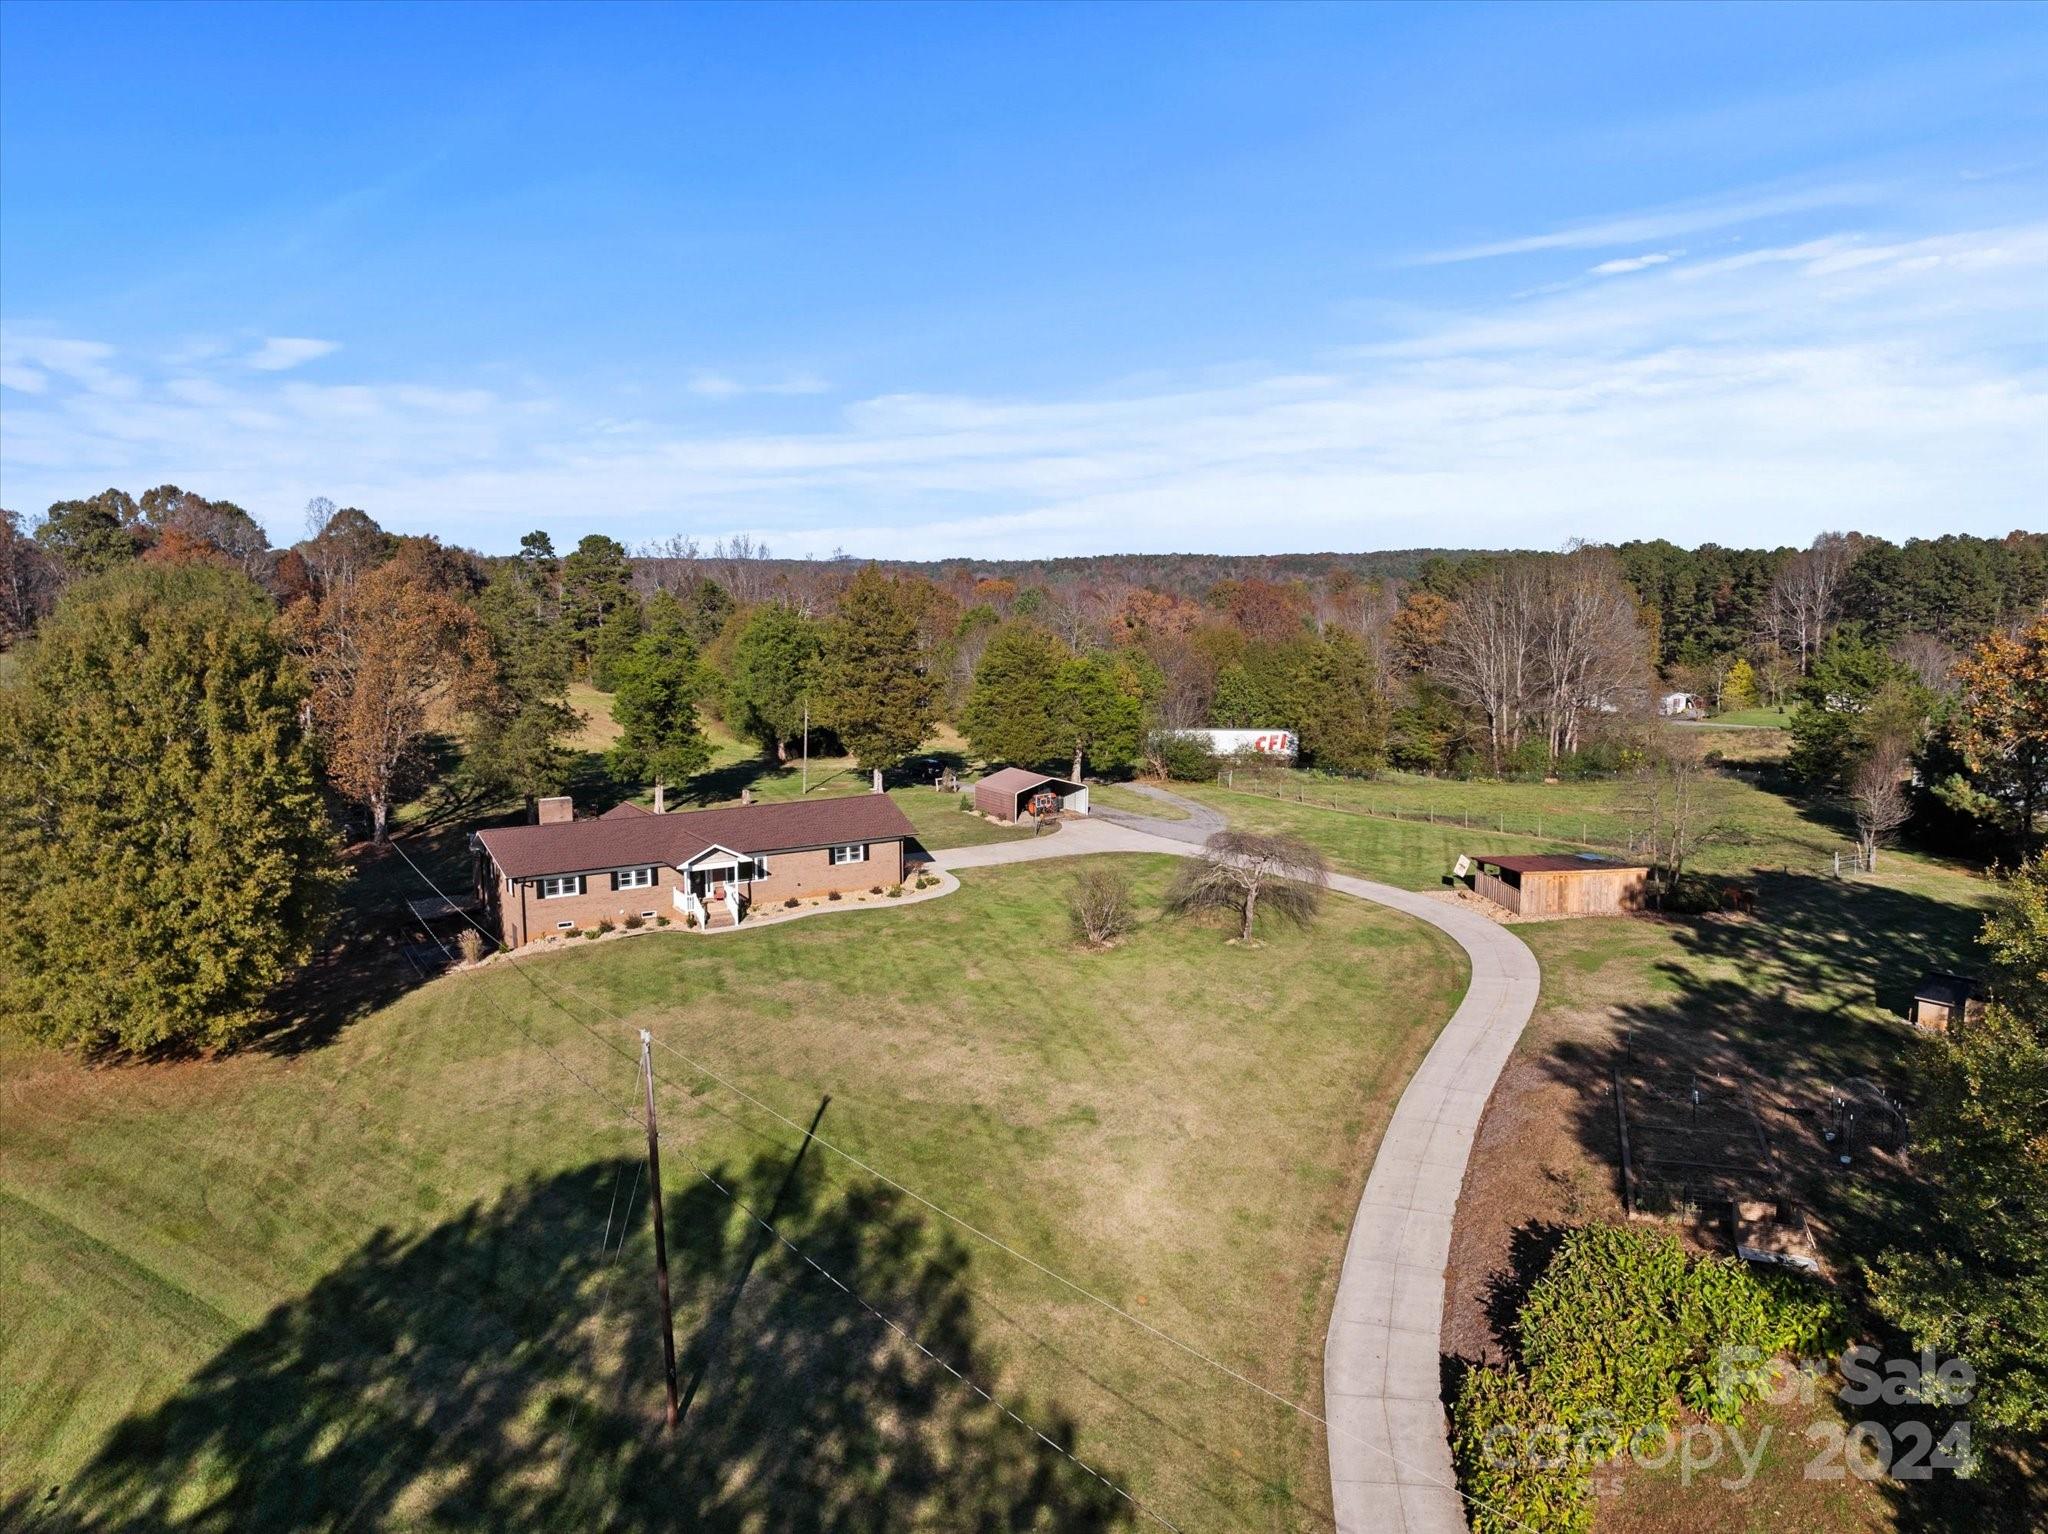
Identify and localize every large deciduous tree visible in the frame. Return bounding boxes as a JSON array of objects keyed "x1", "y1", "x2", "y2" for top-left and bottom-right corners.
[
  {"x1": 0, "y1": 563, "x2": 343, "y2": 1054},
  {"x1": 1436, "y1": 561, "x2": 1539, "y2": 775},
  {"x1": 1948, "y1": 615, "x2": 2048, "y2": 856},
  {"x1": 35, "y1": 489, "x2": 143, "y2": 576},
  {"x1": 1762, "y1": 531, "x2": 1855, "y2": 674},
  {"x1": 289, "y1": 540, "x2": 497, "y2": 841},
  {"x1": 818, "y1": 564, "x2": 937, "y2": 785},
  {"x1": 294, "y1": 501, "x2": 394, "y2": 607},
  {"x1": 728, "y1": 603, "x2": 823, "y2": 760}
]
